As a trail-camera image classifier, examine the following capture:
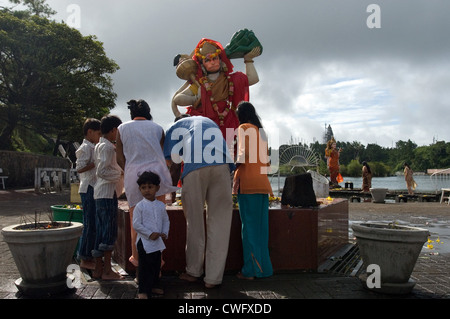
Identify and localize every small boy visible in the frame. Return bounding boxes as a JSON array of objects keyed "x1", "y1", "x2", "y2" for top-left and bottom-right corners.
[
  {"x1": 92, "y1": 115, "x2": 124, "y2": 280},
  {"x1": 75, "y1": 118, "x2": 101, "y2": 270},
  {"x1": 133, "y1": 171, "x2": 170, "y2": 299}
]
